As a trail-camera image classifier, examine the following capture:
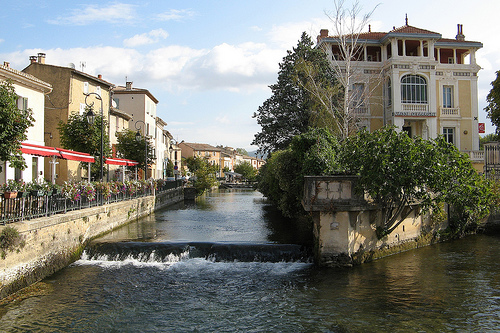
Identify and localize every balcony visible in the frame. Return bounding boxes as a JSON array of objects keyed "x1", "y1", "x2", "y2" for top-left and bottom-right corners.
[
  {"x1": 464, "y1": 150, "x2": 484, "y2": 162},
  {"x1": 440, "y1": 107, "x2": 460, "y2": 117},
  {"x1": 354, "y1": 106, "x2": 369, "y2": 115},
  {"x1": 393, "y1": 103, "x2": 436, "y2": 117}
]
